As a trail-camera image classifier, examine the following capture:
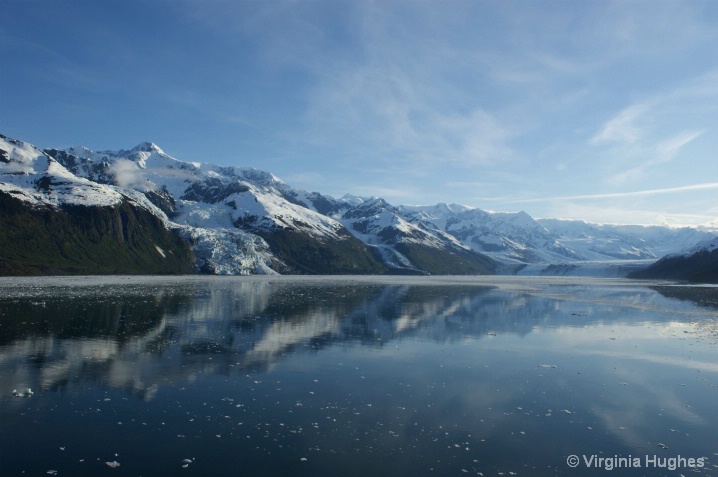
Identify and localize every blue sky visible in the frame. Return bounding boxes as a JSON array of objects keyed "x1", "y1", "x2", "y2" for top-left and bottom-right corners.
[{"x1": 1, "y1": 0, "x2": 716, "y2": 225}]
